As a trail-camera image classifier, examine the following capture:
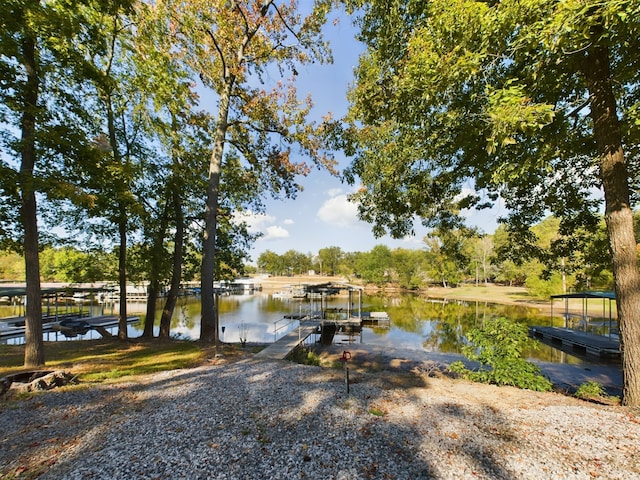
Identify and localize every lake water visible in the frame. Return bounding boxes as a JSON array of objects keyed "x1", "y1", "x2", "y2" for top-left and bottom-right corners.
[
  {"x1": 1, "y1": 291, "x2": 620, "y2": 369},
  {"x1": 124, "y1": 292, "x2": 616, "y2": 367}
]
